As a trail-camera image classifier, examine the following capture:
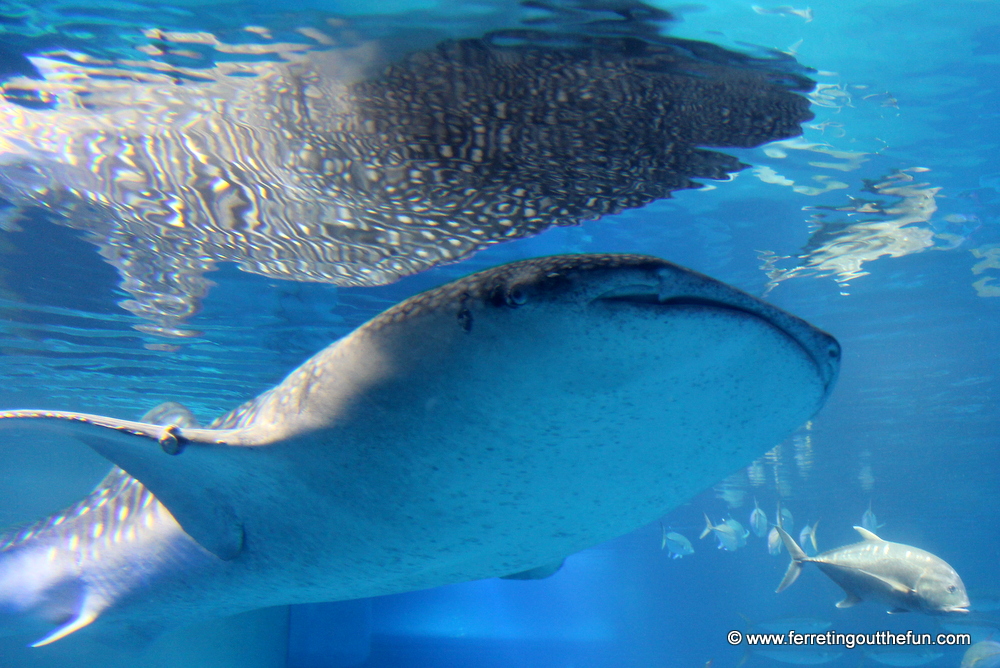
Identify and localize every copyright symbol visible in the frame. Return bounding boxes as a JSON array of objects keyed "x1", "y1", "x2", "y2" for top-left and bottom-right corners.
[{"x1": 728, "y1": 631, "x2": 742, "y2": 645}]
